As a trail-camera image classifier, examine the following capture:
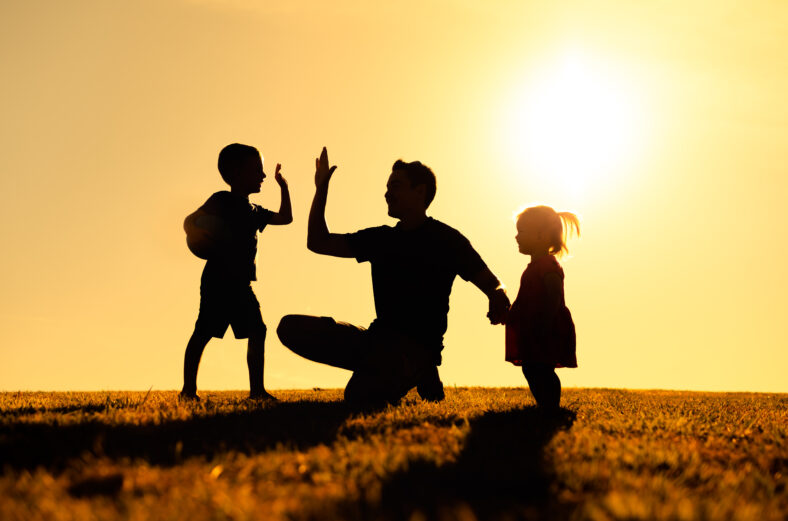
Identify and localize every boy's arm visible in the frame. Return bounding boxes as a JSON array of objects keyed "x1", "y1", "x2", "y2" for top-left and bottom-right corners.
[
  {"x1": 307, "y1": 147, "x2": 355, "y2": 257},
  {"x1": 470, "y1": 267, "x2": 510, "y2": 325},
  {"x1": 268, "y1": 164, "x2": 293, "y2": 225}
]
